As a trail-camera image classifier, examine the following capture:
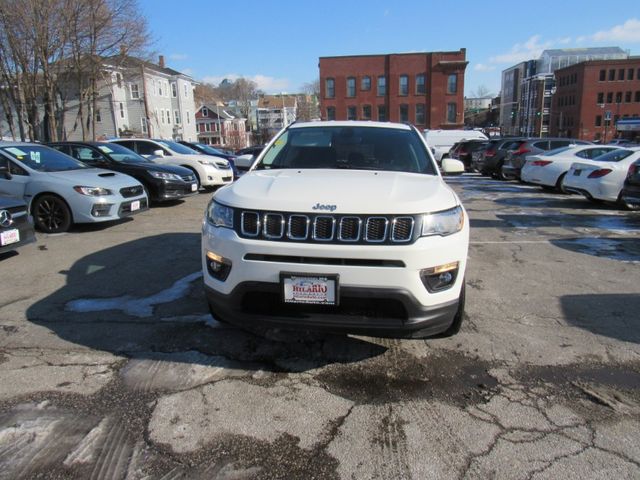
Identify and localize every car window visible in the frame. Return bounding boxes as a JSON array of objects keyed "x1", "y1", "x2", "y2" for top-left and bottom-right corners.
[
  {"x1": 98, "y1": 143, "x2": 149, "y2": 163},
  {"x1": 0, "y1": 145, "x2": 89, "y2": 171},
  {"x1": 592, "y1": 149, "x2": 635, "y2": 163},
  {"x1": 576, "y1": 147, "x2": 615, "y2": 159},
  {"x1": 257, "y1": 126, "x2": 437, "y2": 175},
  {"x1": 153, "y1": 139, "x2": 196, "y2": 155},
  {"x1": 135, "y1": 141, "x2": 162, "y2": 156},
  {"x1": 50, "y1": 144, "x2": 71, "y2": 156},
  {"x1": 532, "y1": 141, "x2": 549, "y2": 150},
  {"x1": 72, "y1": 146, "x2": 105, "y2": 164},
  {"x1": 0, "y1": 156, "x2": 27, "y2": 176}
]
